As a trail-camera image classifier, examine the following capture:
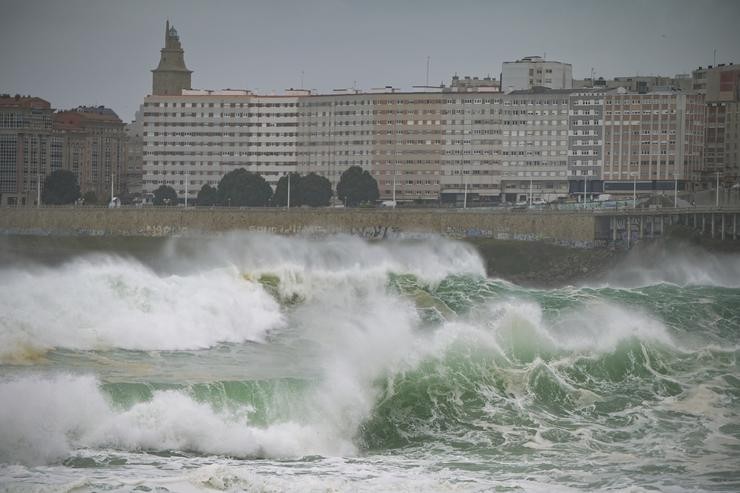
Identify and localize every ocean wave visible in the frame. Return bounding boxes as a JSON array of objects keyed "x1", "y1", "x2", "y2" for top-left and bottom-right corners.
[{"x1": 0, "y1": 256, "x2": 284, "y2": 360}]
